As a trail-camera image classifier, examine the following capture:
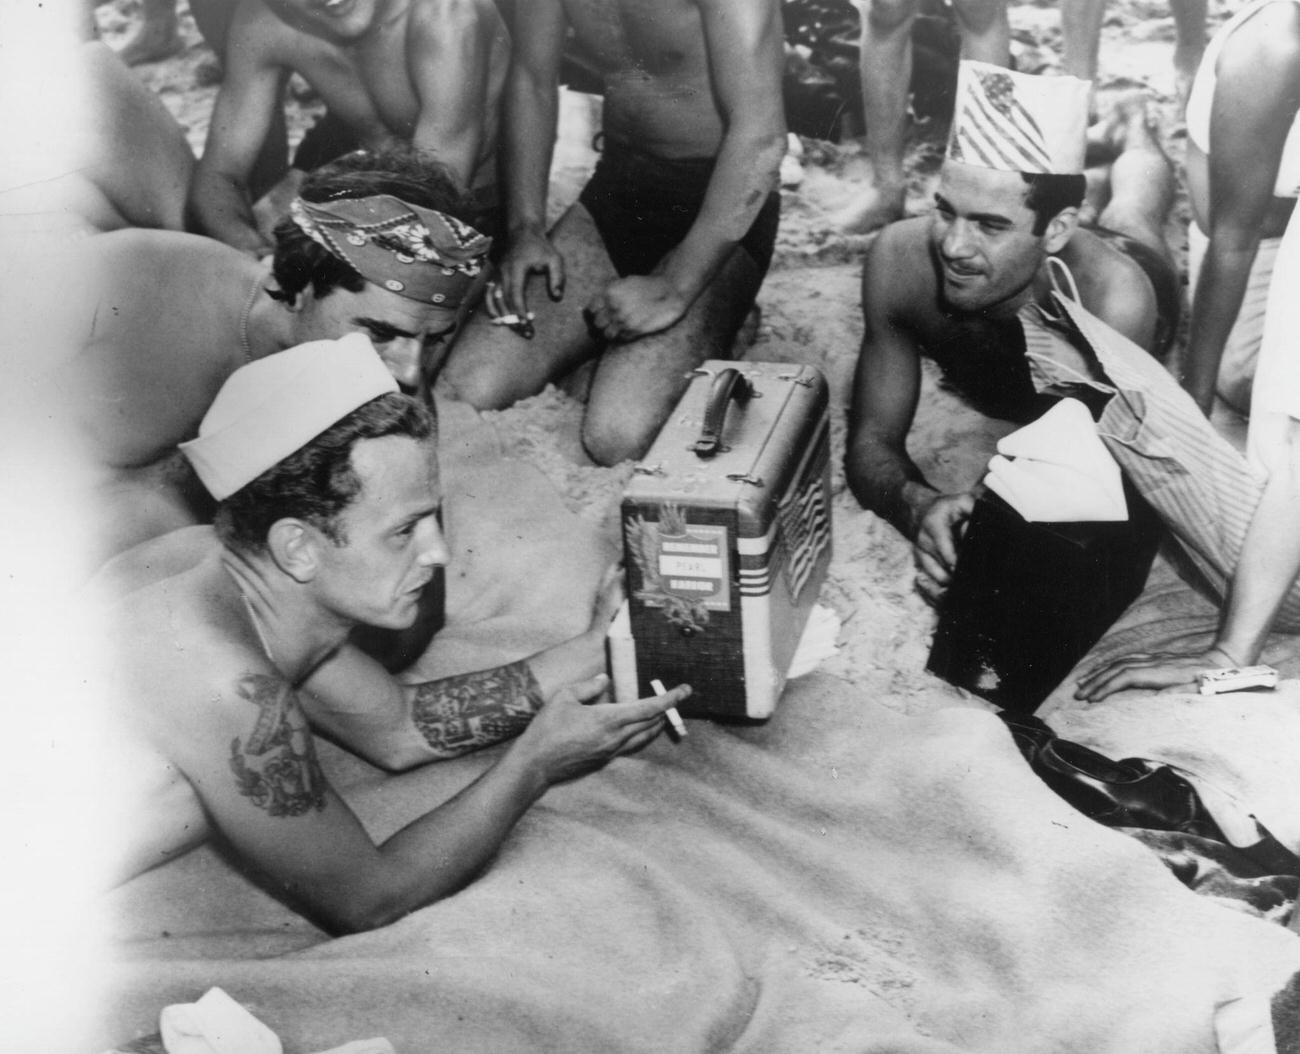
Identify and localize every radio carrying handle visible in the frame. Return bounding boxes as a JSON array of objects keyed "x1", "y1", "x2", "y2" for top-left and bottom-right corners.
[{"x1": 691, "y1": 368, "x2": 754, "y2": 458}]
